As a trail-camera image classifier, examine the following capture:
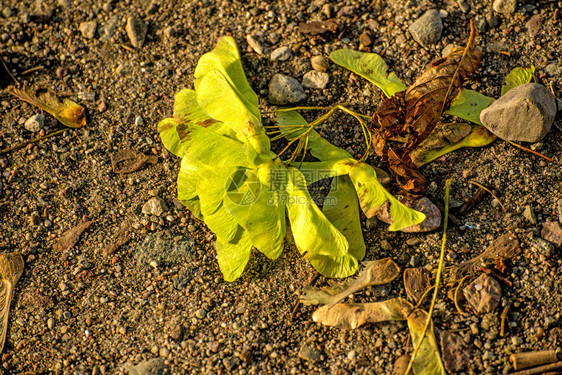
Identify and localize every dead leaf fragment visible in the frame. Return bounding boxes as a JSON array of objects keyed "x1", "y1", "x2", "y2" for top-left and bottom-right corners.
[
  {"x1": 301, "y1": 258, "x2": 400, "y2": 307},
  {"x1": 53, "y1": 221, "x2": 94, "y2": 252},
  {"x1": 7, "y1": 86, "x2": 86, "y2": 128},
  {"x1": 103, "y1": 221, "x2": 132, "y2": 256},
  {"x1": 0, "y1": 253, "x2": 24, "y2": 354},
  {"x1": 110, "y1": 149, "x2": 158, "y2": 174},
  {"x1": 370, "y1": 20, "x2": 482, "y2": 193},
  {"x1": 404, "y1": 268, "x2": 432, "y2": 303},
  {"x1": 299, "y1": 19, "x2": 338, "y2": 35}
]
